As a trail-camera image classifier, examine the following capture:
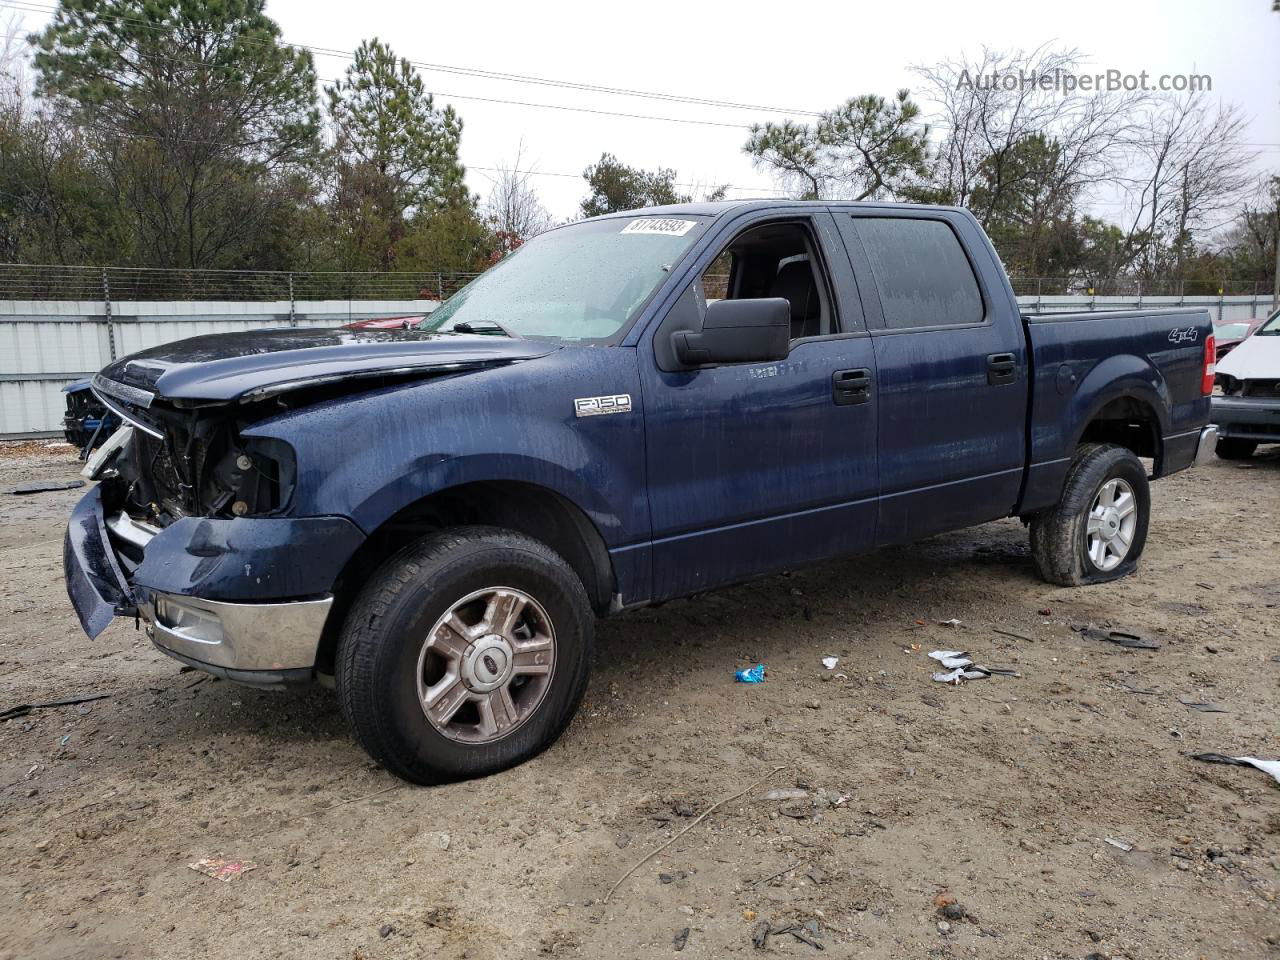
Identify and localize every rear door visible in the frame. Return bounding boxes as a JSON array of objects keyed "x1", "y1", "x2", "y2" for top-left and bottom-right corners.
[
  {"x1": 639, "y1": 210, "x2": 879, "y2": 600},
  {"x1": 835, "y1": 209, "x2": 1027, "y2": 544}
]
